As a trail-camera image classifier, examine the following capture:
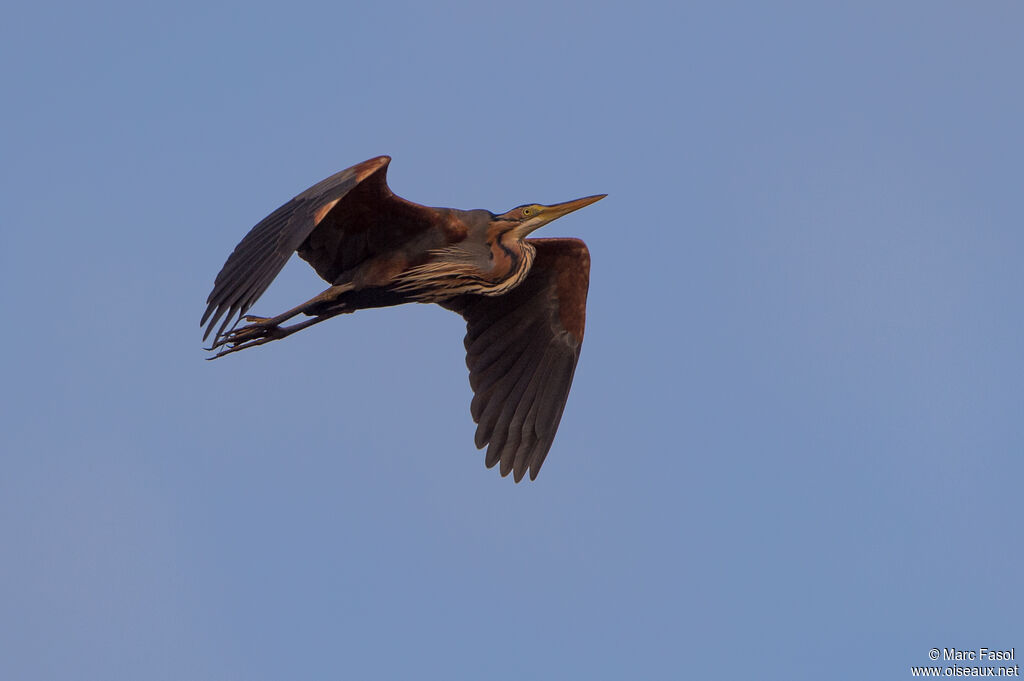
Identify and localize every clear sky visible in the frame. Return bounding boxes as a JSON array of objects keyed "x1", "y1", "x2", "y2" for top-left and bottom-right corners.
[{"x1": 2, "y1": 2, "x2": 1022, "y2": 679}]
